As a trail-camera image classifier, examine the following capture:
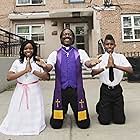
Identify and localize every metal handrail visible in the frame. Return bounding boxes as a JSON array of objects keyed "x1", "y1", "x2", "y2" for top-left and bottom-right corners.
[{"x1": 0, "y1": 28, "x2": 40, "y2": 57}]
